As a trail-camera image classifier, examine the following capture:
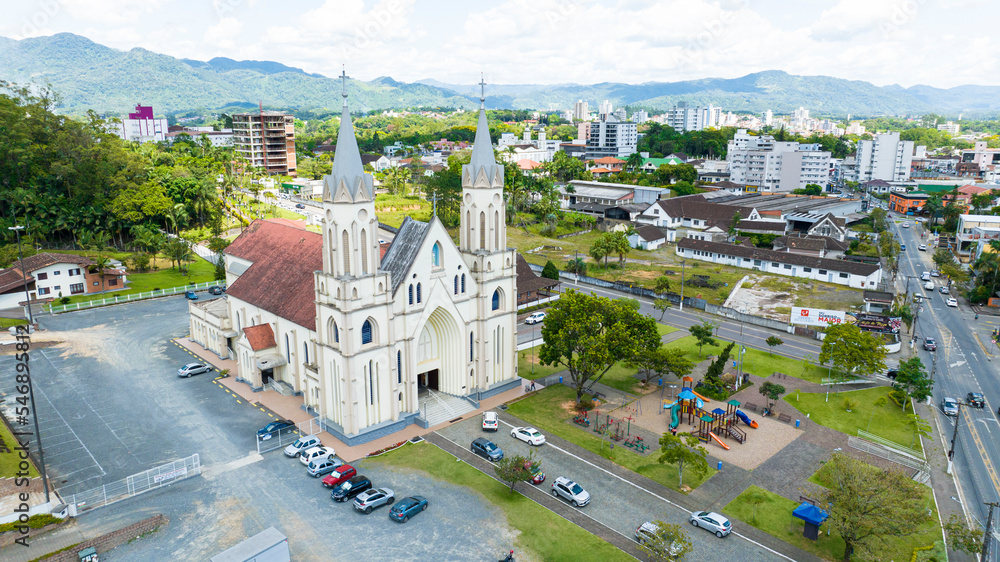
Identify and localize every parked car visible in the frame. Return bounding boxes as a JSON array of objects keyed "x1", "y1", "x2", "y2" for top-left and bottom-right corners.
[
  {"x1": 471, "y1": 438, "x2": 504, "y2": 462},
  {"x1": 510, "y1": 427, "x2": 546, "y2": 446},
  {"x1": 257, "y1": 419, "x2": 295, "y2": 440},
  {"x1": 331, "y1": 475, "x2": 373, "y2": 502},
  {"x1": 295, "y1": 203, "x2": 306, "y2": 209},
  {"x1": 947, "y1": 298, "x2": 958, "y2": 307},
  {"x1": 941, "y1": 397, "x2": 959, "y2": 416},
  {"x1": 690, "y1": 510, "x2": 732, "y2": 538},
  {"x1": 389, "y1": 495, "x2": 428, "y2": 523},
  {"x1": 283, "y1": 434, "x2": 320, "y2": 457},
  {"x1": 353, "y1": 488, "x2": 395, "y2": 514},
  {"x1": 177, "y1": 363, "x2": 212, "y2": 378},
  {"x1": 635, "y1": 522, "x2": 683, "y2": 554},
  {"x1": 886, "y1": 368, "x2": 899, "y2": 380},
  {"x1": 918, "y1": 244, "x2": 927, "y2": 251},
  {"x1": 322, "y1": 464, "x2": 357, "y2": 488},
  {"x1": 923, "y1": 337, "x2": 937, "y2": 351},
  {"x1": 940, "y1": 286, "x2": 950, "y2": 294},
  {"x1": 299, "y1": 446, "x2": 336, "y2": 466},
  {"x1": 306, "y1": 456, "x2": 343, "y2": 478},
  {"x1": 208, "y1": 285, "x2": 226, "y2": 295},
  {"x1": 551, "y1": 476, "x2": 590, "y2": 507},
  {"x1": 524, "y1": 311, "x2": 546, "y2": 325},
  {"x1": 931, "y1": 270, "x2": 941, "y2": 277},
  {"x1": 482, "y1": 411, "x2": 499, "y2": 431},
  {"x1": 185, "y1": 291, "x2": 198, "y2": 300},
  {"x1": 525, "y1": 460, "x2": 545, "y2": 485},
  {"x1": 967, "y1": 392, "x2": 985, "y2": 409}
]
